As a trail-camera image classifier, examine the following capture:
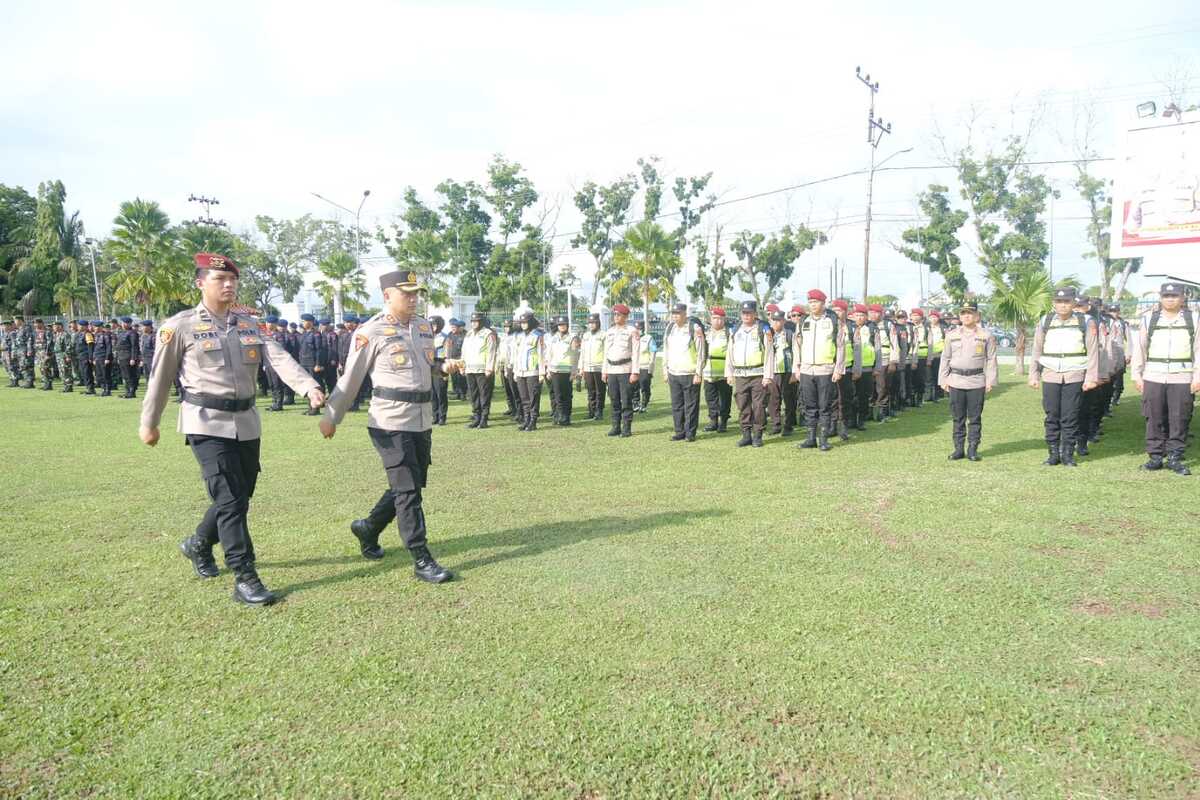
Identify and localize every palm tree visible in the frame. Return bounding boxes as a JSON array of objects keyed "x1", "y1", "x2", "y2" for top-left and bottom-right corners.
[
  {"x1": 314, "y1": 250, "x2": 365, "y2": 322},
  {"x1": 986, "y1": 266, "x2": 1053, "y2": 375},
  {"x1": 106, "y1": 199, "x2": 187, "y2": 318},
  {"x1": 611, "y1": 221, "x2": 680, "y2": 330}
]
